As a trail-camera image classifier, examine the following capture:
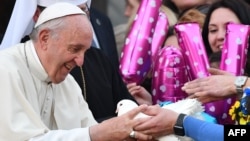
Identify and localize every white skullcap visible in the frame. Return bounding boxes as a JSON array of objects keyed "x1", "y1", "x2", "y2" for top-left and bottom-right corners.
[
  {"x1": 38, "y1": 0, "x2": 88, "y2": 7},
  {"x1": 35, "y1": 2, "x2": 86, "y2": 28}
]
